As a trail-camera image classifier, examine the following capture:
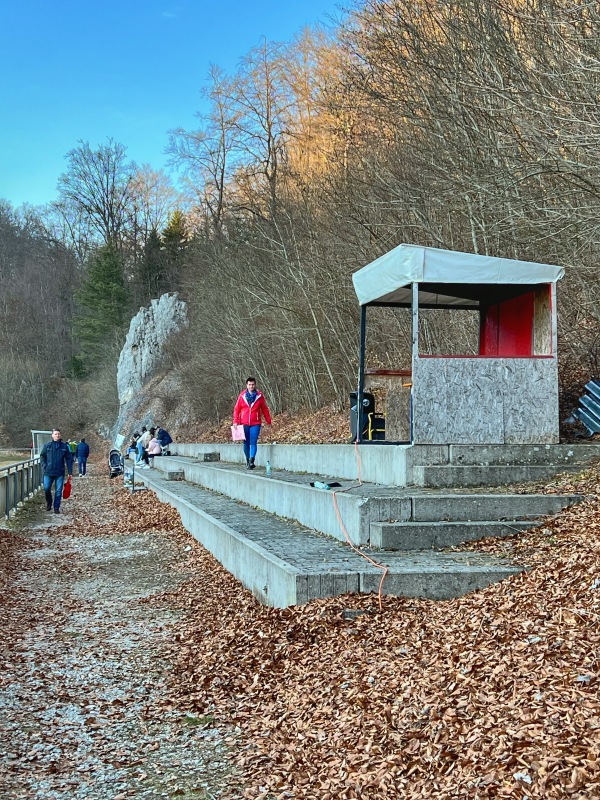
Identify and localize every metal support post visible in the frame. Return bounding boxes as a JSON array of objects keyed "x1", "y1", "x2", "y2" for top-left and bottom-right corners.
[{"x1": 357, "y1": 304, "x2": 367, "y2": 443}]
